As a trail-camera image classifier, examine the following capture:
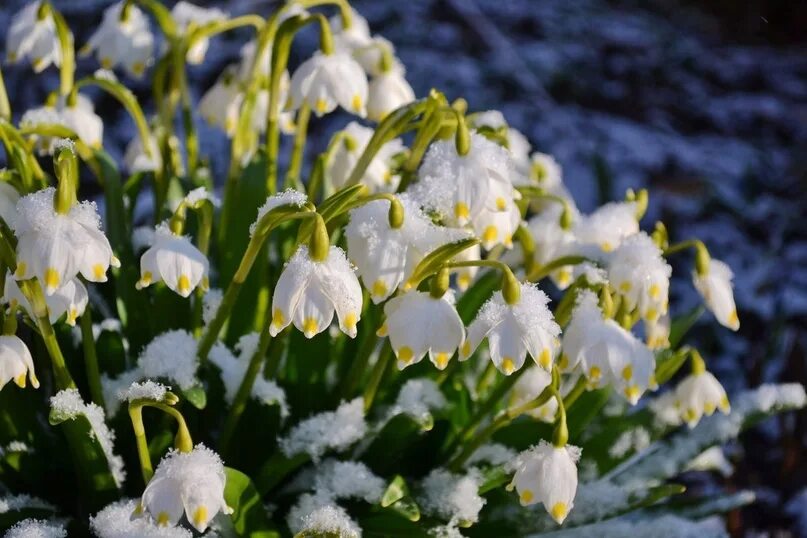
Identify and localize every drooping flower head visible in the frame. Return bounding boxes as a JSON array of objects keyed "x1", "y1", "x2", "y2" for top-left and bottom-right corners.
[
  {"x1": 573, "y1": 201, "x2": 639, "y2": 254},
  {"x1": 14, "y1": 188, "x2": 119, "y2": 295},
  {"x1": 693, "y1": 258, "x2": 739, "y2": 331},
  {"x1": 6, "y1": 1, "x2": 60, "y2": 72},
  {"x1": 171, "y1": 2, "x2": 227, "y2": 64},
  {"x1": 4, "y1": 272, "x2": 88, "y2": 326},
  {"x1": 607, "y1": 232, "x2": 671, "y2": 322},
  {"x1": 270, "y1": 245, "x2": 363, "y2": 339},
  {"x1": 288, "y1": 51, "x2": 368, "y2": 117},
  {"x1": 510, "y1": 366, "x2": 558, "y2": 423},
  {"x1": 380, "y1": 290, "x2": 465, "y2": 370},
  {"x1": 509, "y1": 441, "x2": 580, "y2": 524},
  {"x1": 329, "y1": 8, "x2": 373, "y2": 54},
  {"x1": 328, "y1": 122, "x2": 405, "y2": 192},
  {"x1": 0, "y1": 182, "x2": 21, "y2": 226},
  {"x1": 139, "y1": 444, "x2": 232, "y2": 532},
  {"x1": 136, "y1": 223, "x2": 209, "y2": 298},
  {"x1": 21, "y1": 94, "x2": 104, "y2": 151},
  {"x1": 561, "y1": 291, "x2": 655, "y2": 404},
  {"x1": 675, "y1": 369, "x2": 730, "y2": 428},
  {"x1": 0, "y1": 335, "x2": 39, "y2": 390},
  {"x1": 462, "y1": 283, "x2": 560, "y2": 376},
  {"x1": 83, "y1": 1, "x2": 154, "y2": 77},
  {"x1": 367, "y1": 68, "x2": 415, "y2": 122}
]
